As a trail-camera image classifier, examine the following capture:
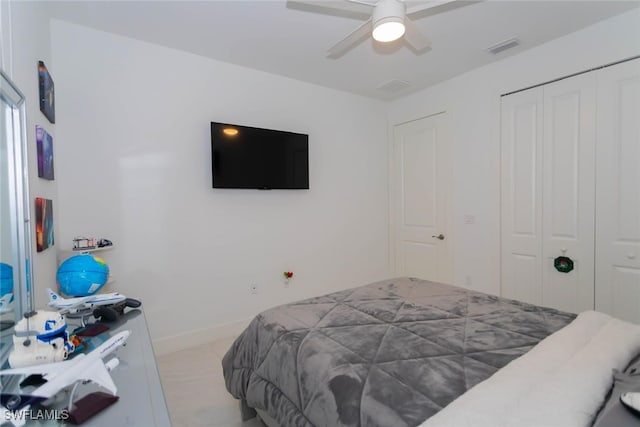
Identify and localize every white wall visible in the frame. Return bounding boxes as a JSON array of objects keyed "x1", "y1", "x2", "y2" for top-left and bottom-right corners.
[
  {"x1": 47, "y1": 7, "x2": 639, "y2": 349},
  {"x1": 2, "y1": 1, "x2": 59, "y2": 310},
  {"x1": 50, "y1": 21, "x2": 390, "y2": 346},
  {"x1": 388, "y1": 8, "x2": 640, "y2": 297}
]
